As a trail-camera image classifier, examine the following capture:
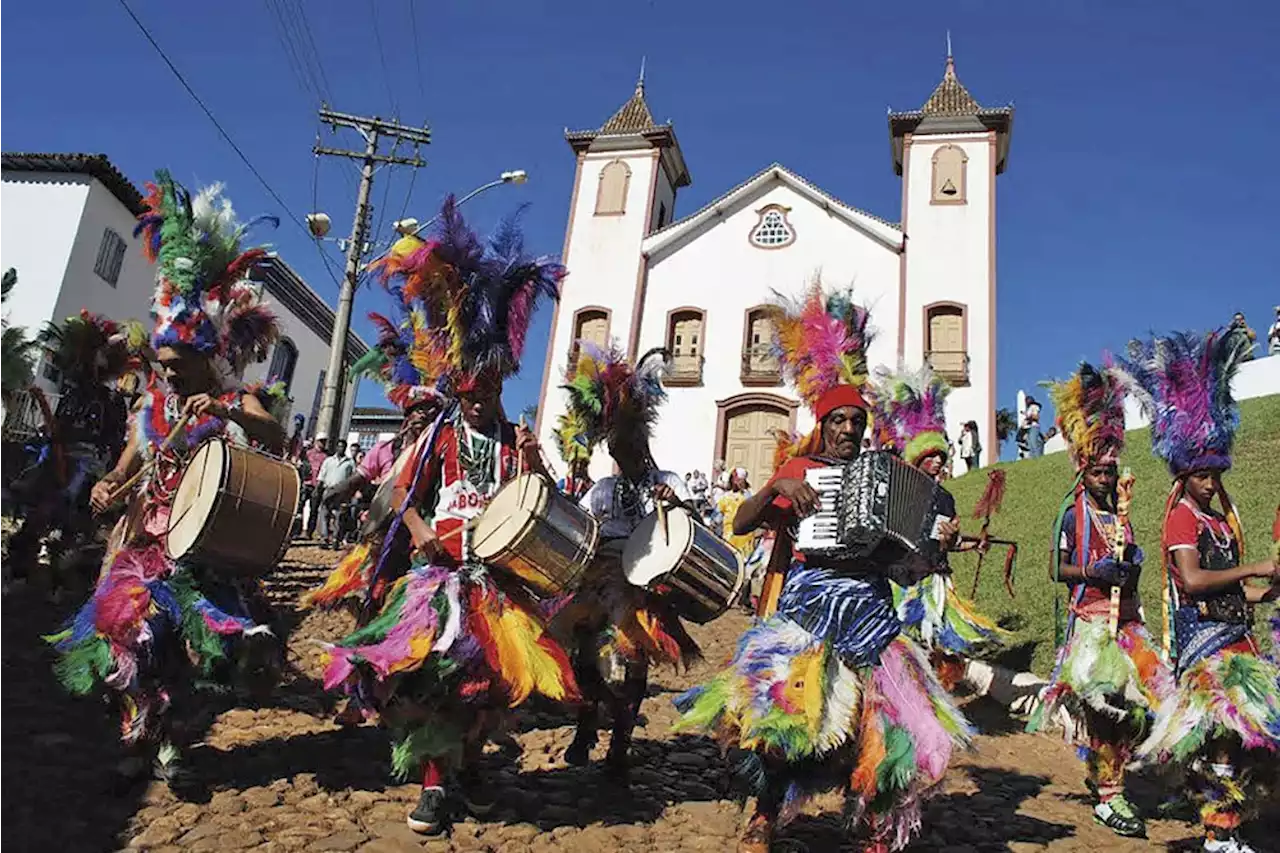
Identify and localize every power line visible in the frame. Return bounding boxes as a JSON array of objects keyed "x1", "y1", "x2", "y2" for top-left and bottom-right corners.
[
  {"x1": 116, "y1": 0, "x2": 338, "y2": 285},
  {"x1": 407, "y1": 0, "x2": 426, "y2": 102},
  {"x1": 263, "y1": 0, "x2": 318, "y2": 103},
  {"x1": 285, "y1": 0, "x2": 334, "y2": 103},
  {"x1": 368, "y1": 0, "x2": 399, "y2": 116},
  {"x1": 310, "y1": 150, "x2": 344, "y2": 287}
]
